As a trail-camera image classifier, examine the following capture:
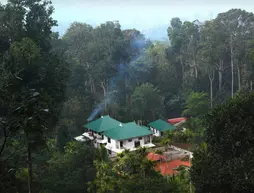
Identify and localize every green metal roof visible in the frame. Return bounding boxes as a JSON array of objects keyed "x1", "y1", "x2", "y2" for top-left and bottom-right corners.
[
  {"x1": 142, "y1": 125, "x2": 151, "y2": 130},
  {"x1": 84, "y1": 115, "x2": 121, "y2": 133},
  {"x1": 148, "y1": 119, "x2": 175, "y2": 132},
  {"x1": 103, "y1": 122, "x2": 153, "y2": 140}
]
